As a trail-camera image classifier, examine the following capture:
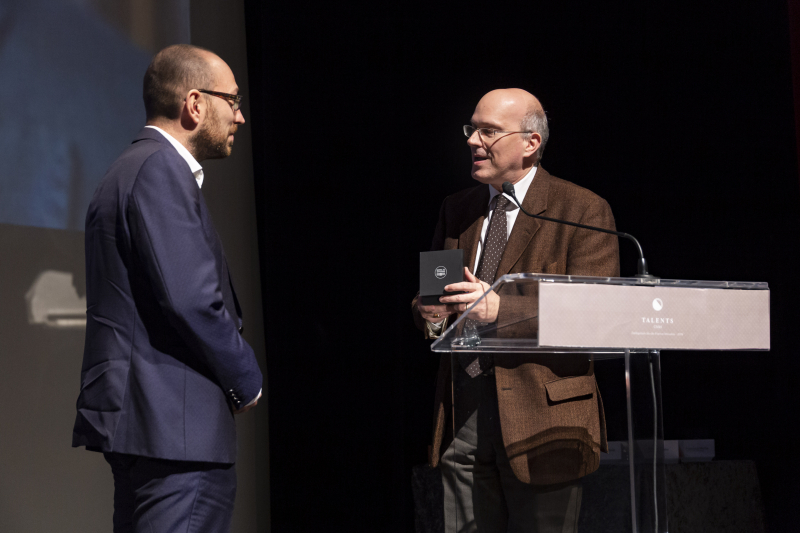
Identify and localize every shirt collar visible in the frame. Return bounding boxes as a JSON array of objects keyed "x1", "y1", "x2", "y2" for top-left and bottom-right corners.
[
  {"x1": 488, "y1": 166, "x2": 537, "y2": 209},
  {"x1": 144, "y1": 125, "x2": 205, "y2": 188}
]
